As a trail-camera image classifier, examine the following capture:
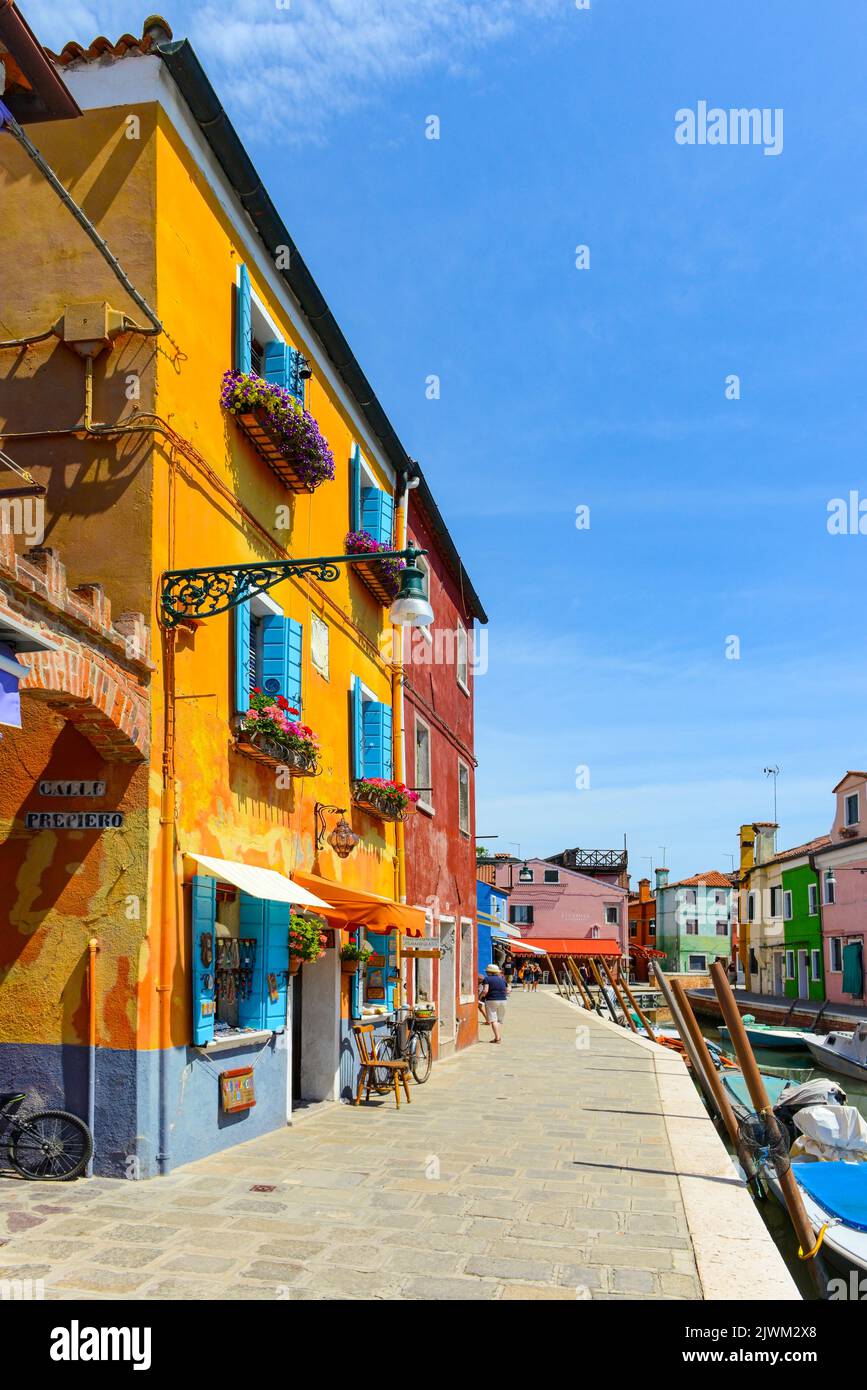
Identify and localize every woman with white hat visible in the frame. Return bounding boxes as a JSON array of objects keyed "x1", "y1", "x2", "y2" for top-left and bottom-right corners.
[{"x1": 479, "y1": 963, "x2": 509, "y2": 1043}]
